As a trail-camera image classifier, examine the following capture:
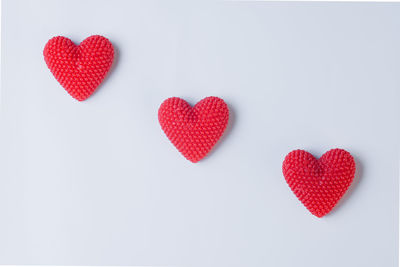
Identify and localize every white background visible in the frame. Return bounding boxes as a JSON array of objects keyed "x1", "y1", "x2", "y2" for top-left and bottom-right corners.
[{"x1": 0, "y1": 0, "x2": 399, "y2": 266}]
